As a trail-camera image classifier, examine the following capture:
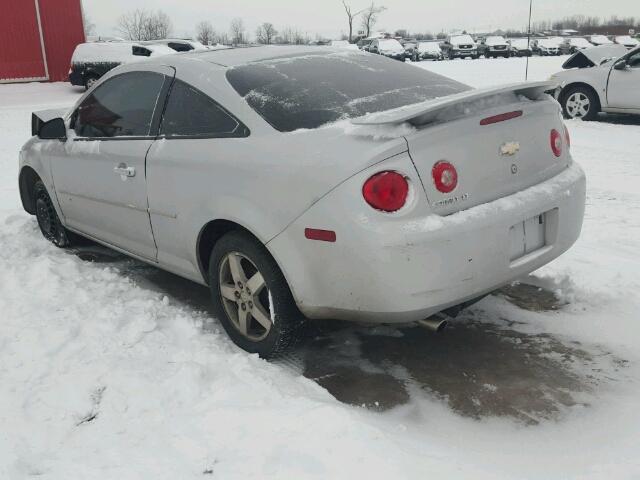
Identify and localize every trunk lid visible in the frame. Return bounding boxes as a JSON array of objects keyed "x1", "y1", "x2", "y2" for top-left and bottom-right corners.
[{"x1": 353, "y1": 82, "x2": 570, "y2": 216}]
